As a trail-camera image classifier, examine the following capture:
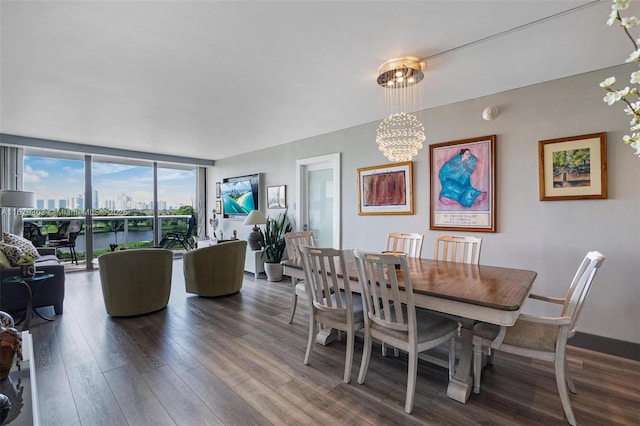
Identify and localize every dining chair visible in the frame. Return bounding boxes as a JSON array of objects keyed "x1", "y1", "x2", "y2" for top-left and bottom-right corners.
[
  {"x1": 434, "y1": 235, "x2": 482, "y2": 264},
  {"x1": 353, "y1": 249, "x2": 458, "y2": 414},
  {"x1": 284, "y1": 231, "x2": 316, "y2": 323},
  {"x1": 299, "y1": 245, "x2": 364, "y2": 383},
  {"x1": 472, "y1": 251, "x2": 605, "y2": 426},
  {"x1": 23, "y1": 222, "x2": 47, "y2": 247},
  {"x1": 385, "y1": 232, "x2": 424, "y2": 258},
  {"x1": 48, "y1": 219, "x2": 83, "y2": 264}
]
